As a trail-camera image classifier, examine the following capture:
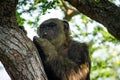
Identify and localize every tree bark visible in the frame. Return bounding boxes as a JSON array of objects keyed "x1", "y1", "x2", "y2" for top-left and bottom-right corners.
[
  {"x1": 65, "y1": 0, "x2": 120, "y2": 40},
  {"x1": 0, "y1": 0, "x2": 47, "y2": 80}
]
